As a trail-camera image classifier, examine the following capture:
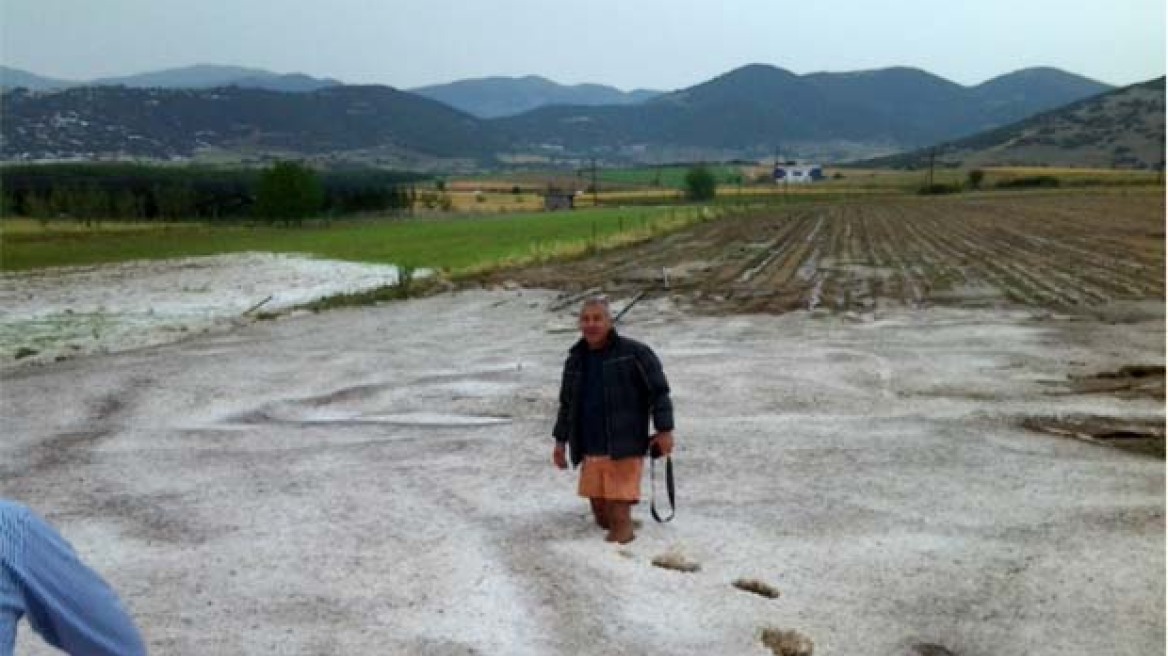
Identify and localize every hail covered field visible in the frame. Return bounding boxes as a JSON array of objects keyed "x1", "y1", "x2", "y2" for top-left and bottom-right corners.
[{"x1": 3, "y1": 189, "x2": 1165, "y2": 655}]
